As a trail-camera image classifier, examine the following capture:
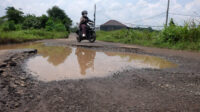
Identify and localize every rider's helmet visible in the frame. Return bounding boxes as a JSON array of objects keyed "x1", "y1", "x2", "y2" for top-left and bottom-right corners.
[{"x1": 82, "y1": 10, "x2": 88, "y2": 17}]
